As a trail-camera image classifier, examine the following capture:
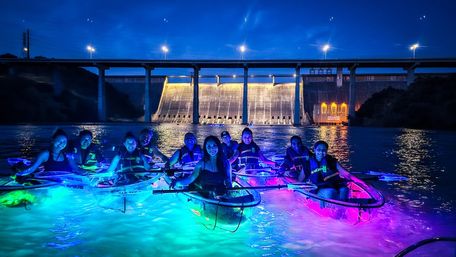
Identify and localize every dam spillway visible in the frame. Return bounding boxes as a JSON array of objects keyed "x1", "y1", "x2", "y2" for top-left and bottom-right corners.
[{"x1": 152, "y1": 81, "x2": 306, "y2": 125}]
